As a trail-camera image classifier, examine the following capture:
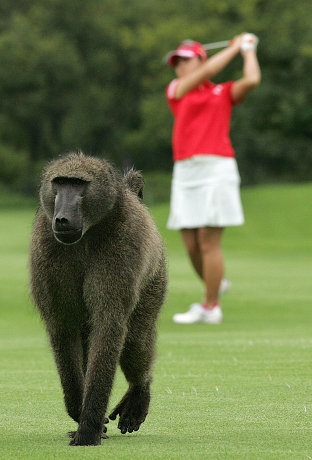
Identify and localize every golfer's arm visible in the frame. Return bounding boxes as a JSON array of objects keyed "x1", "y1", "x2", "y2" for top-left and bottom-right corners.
[
  {"x1": 231, "y1": 51, "x2": 261, "y2": 102},
  {"x1": 175, "y1": 44, "x2": 241, "y2": 99}
]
